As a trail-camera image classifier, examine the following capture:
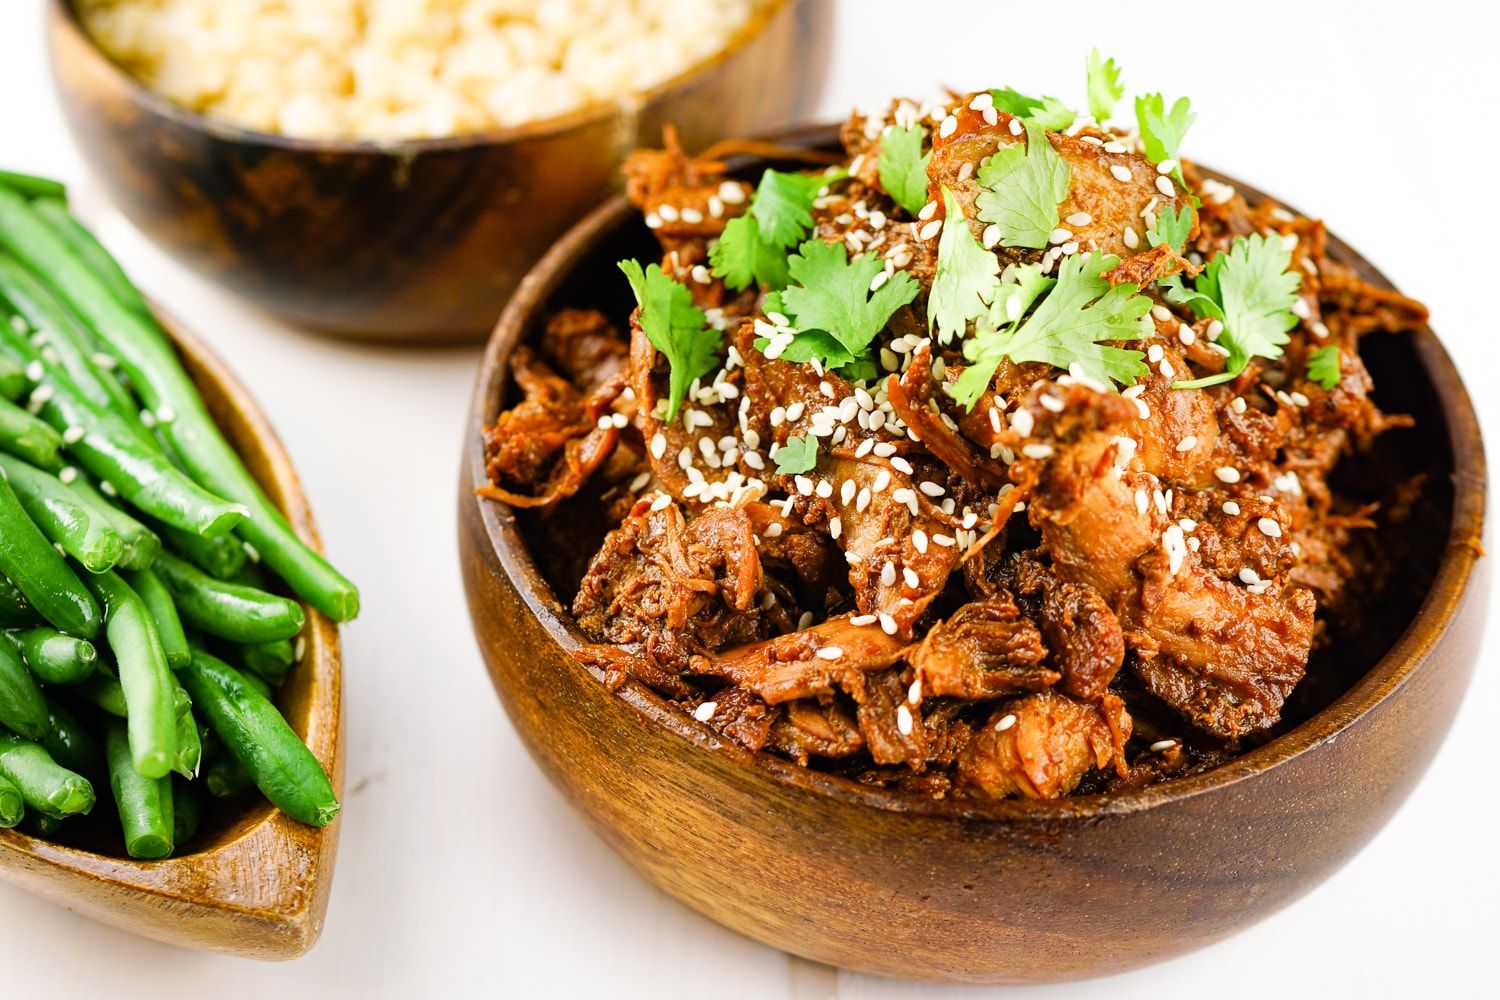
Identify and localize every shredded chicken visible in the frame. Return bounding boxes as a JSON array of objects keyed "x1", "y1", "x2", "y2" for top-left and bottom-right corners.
[{"x1": 483, "y1": 91, "x2": 1432, "y2": 799}]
